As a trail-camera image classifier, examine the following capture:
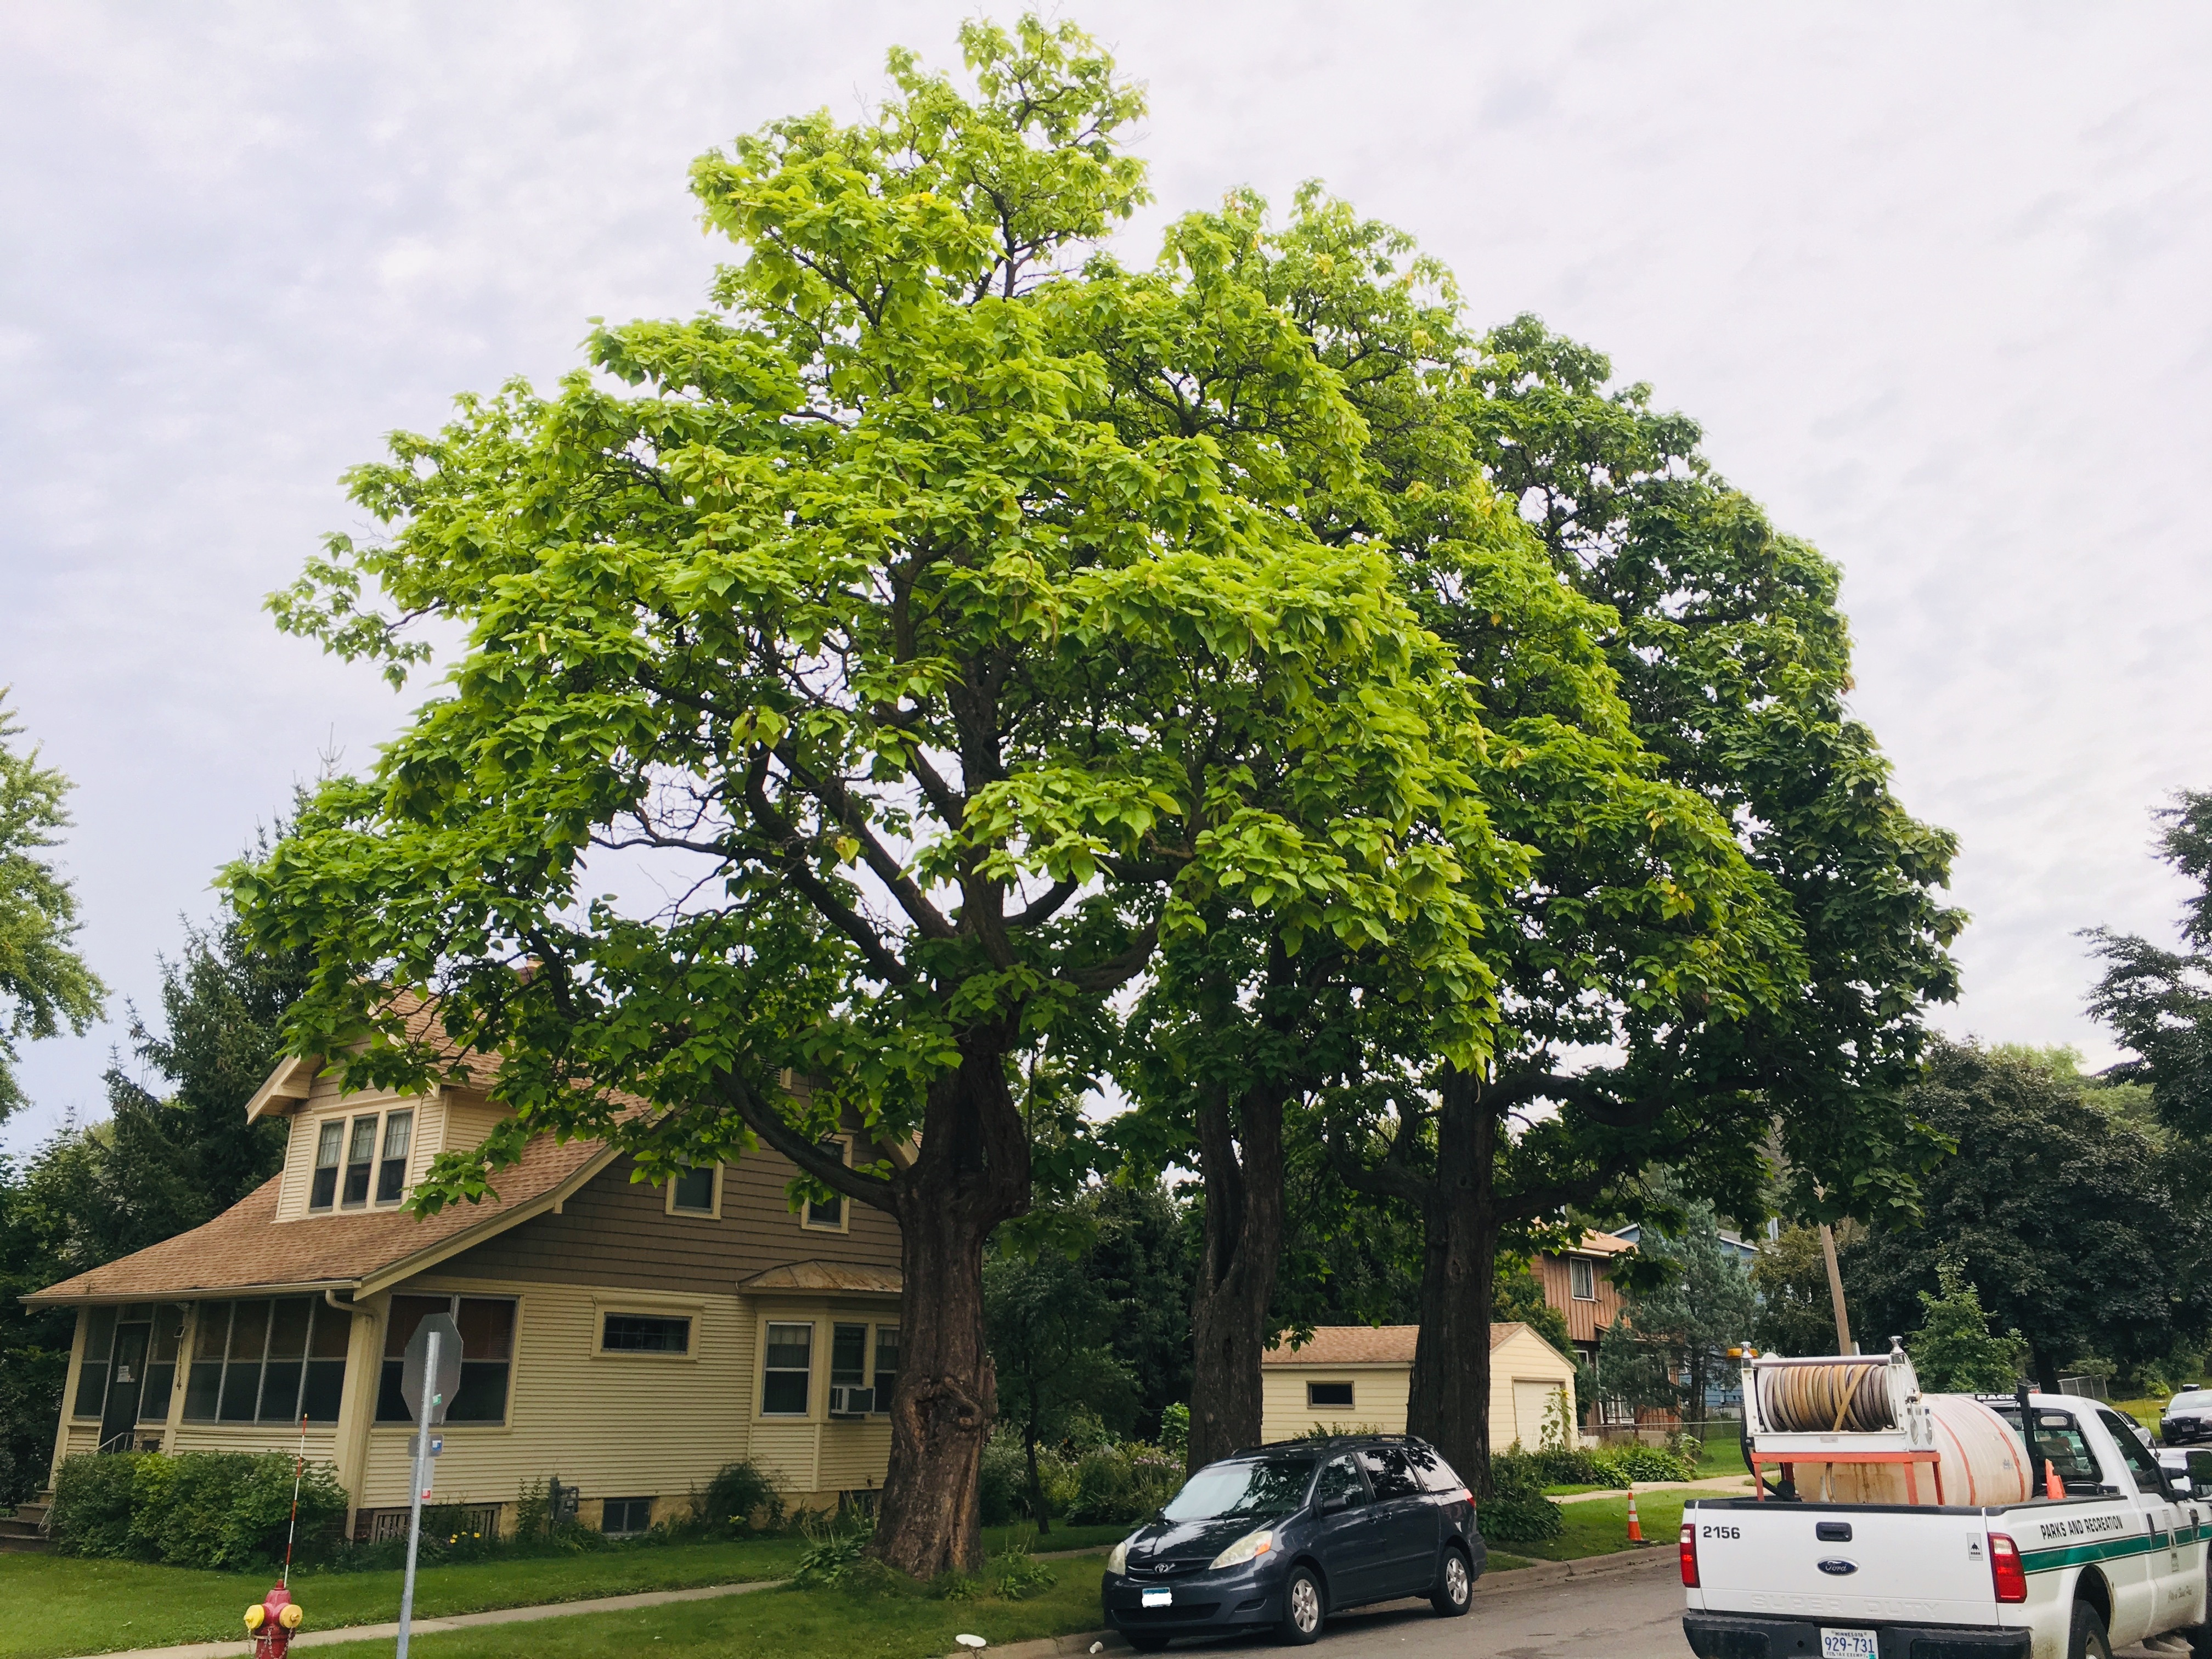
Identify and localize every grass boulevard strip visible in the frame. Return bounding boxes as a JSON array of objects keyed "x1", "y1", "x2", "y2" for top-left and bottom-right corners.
[{"x1": 3, "y1": 1510, "x2": 1696, "y2": 1659}]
